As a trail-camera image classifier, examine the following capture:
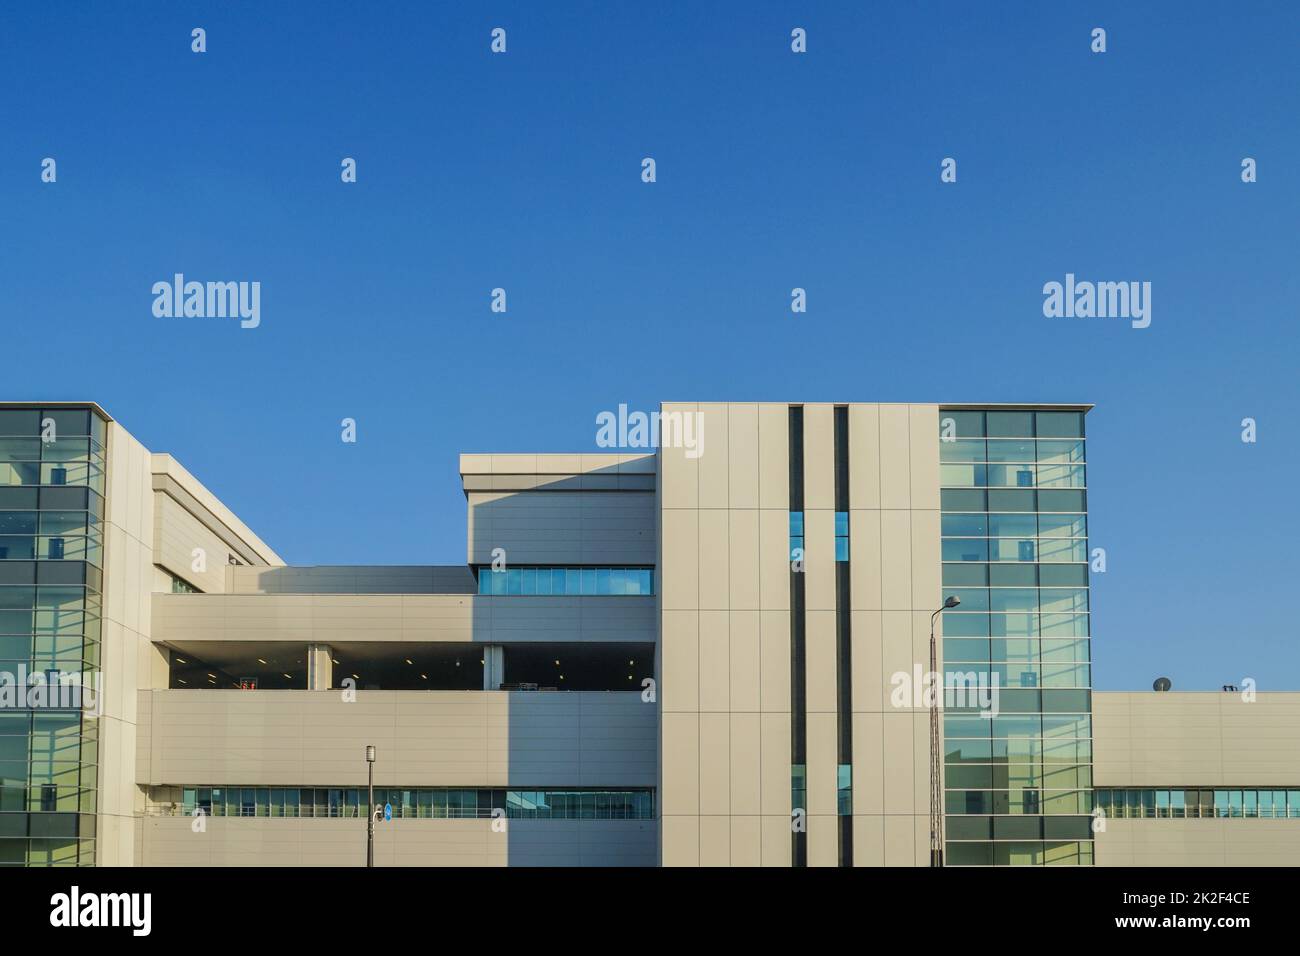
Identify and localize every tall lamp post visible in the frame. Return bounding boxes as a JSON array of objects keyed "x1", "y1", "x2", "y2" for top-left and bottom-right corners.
[
  {"x1": 929, "y1": 595, "x2": 960, "y2": 867},
  {"x1": 365, "y1": 745, "x2": 376, "y2": 867}
]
